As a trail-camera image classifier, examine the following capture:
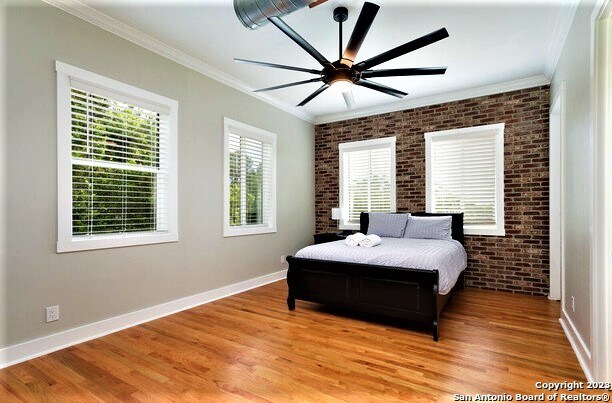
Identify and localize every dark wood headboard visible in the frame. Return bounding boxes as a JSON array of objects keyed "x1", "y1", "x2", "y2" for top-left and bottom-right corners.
[{"x1": 359, "y1": 212, "x2": 465, "y2": 245}]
